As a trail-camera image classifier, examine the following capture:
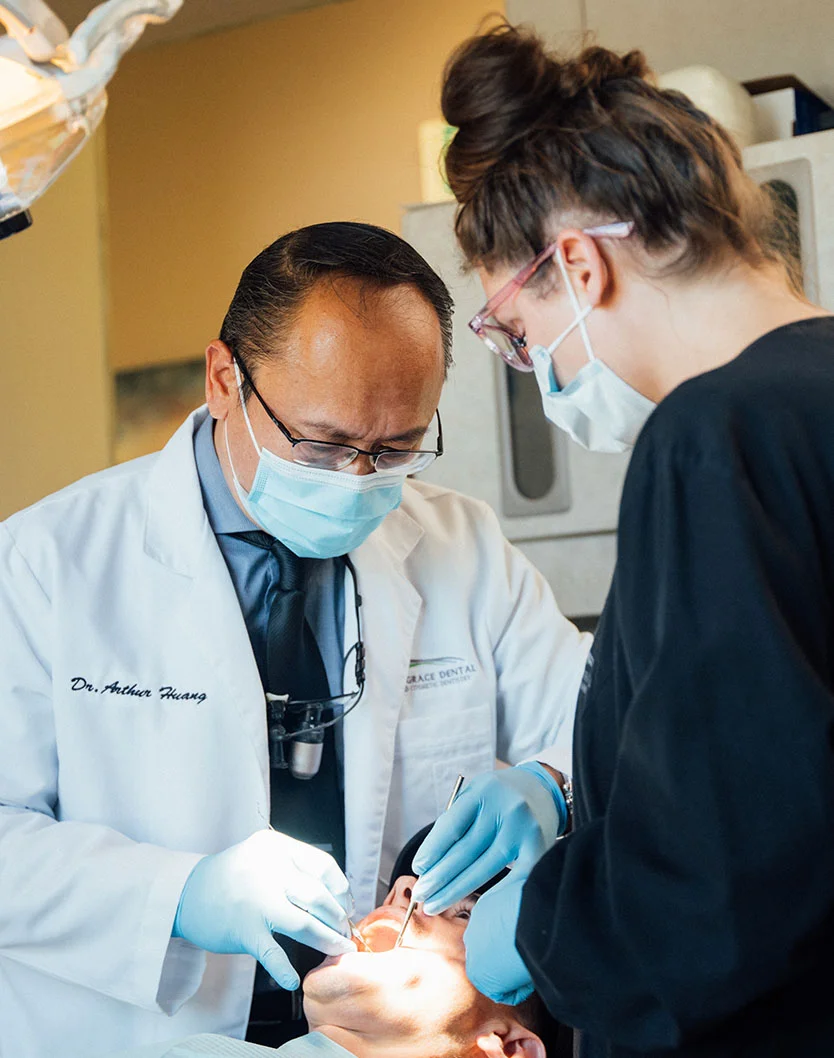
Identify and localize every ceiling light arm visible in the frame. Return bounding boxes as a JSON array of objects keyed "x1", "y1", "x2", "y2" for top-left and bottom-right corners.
[
  {"x1": 64, "y1": 0, "x2": 182, "y2": 67},
  {"x1": 0, "y1": 0, "x2": 68, "y2": 63}
]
